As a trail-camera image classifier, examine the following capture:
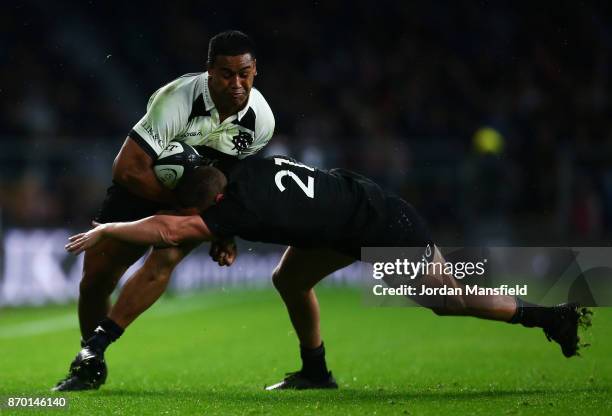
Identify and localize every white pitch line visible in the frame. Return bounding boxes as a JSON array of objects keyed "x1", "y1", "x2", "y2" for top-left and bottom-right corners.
[
  {"x1": 0, "y1": 314, "x2": 77, "y2": 339},
  {"x1": 0, "y1": 294, "x2": 250, "y2": 339}
]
